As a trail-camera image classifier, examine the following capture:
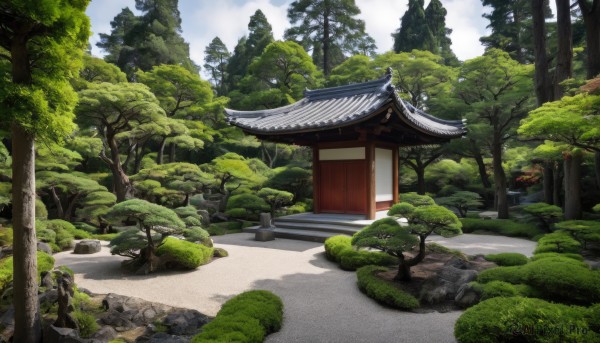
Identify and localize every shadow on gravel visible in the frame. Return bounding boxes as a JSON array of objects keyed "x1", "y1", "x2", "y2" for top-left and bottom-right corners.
[{"x1": 213, "y1": 233, "x2": 323, "y2": 252}]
